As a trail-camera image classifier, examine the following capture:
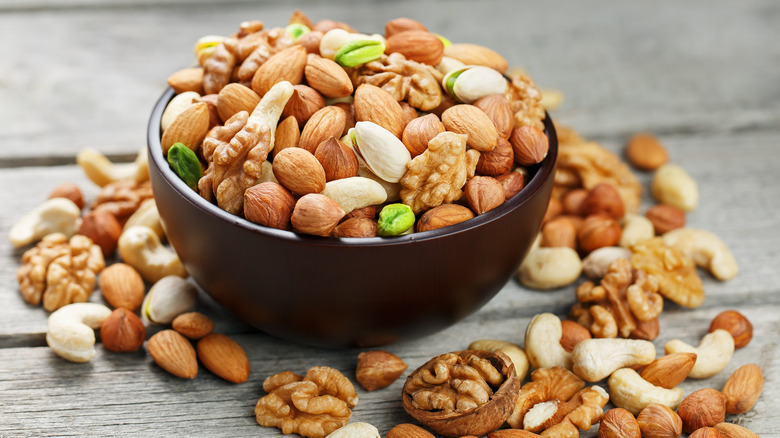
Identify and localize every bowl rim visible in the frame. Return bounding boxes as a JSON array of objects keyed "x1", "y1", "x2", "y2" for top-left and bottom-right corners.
[{"x1": 147, "y1": 87, "x2": 558, "y2": 248}]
